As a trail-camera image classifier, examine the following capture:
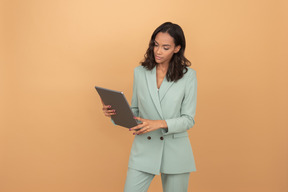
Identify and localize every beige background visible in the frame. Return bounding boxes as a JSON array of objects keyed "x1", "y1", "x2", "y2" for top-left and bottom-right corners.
[{"x1": 1, "y1": 0, "x2": 287, "y2": 191}]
